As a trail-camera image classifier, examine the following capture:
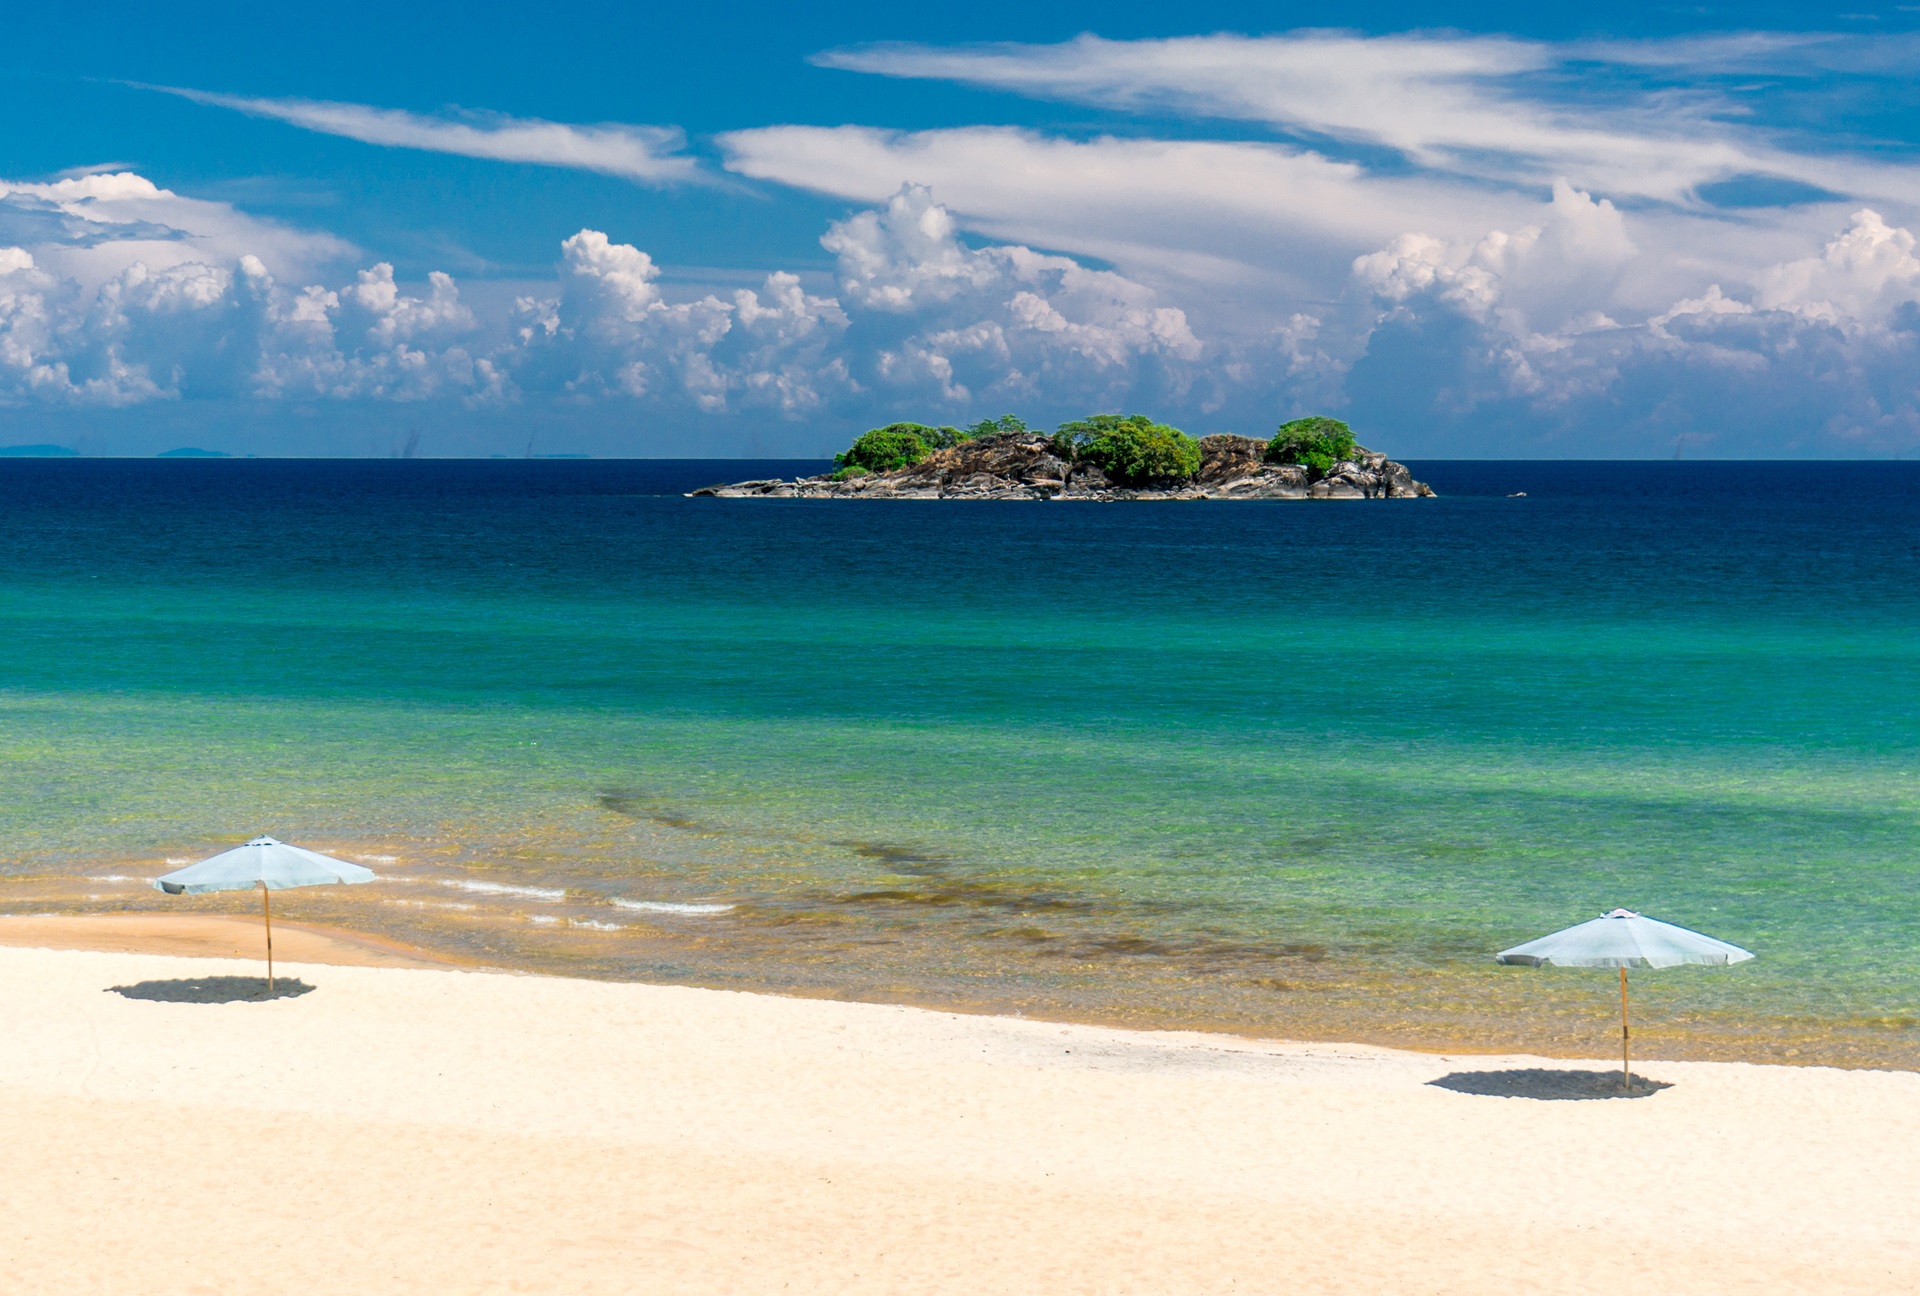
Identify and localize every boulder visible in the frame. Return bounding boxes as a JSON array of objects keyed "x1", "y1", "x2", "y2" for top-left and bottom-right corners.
[
  {"x1": 1064, "y1": 461, "x2": 1111, "y2": 493},
  {"x1": 1196, "y1": 435, "x2": 1266, "y2": 484}
]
